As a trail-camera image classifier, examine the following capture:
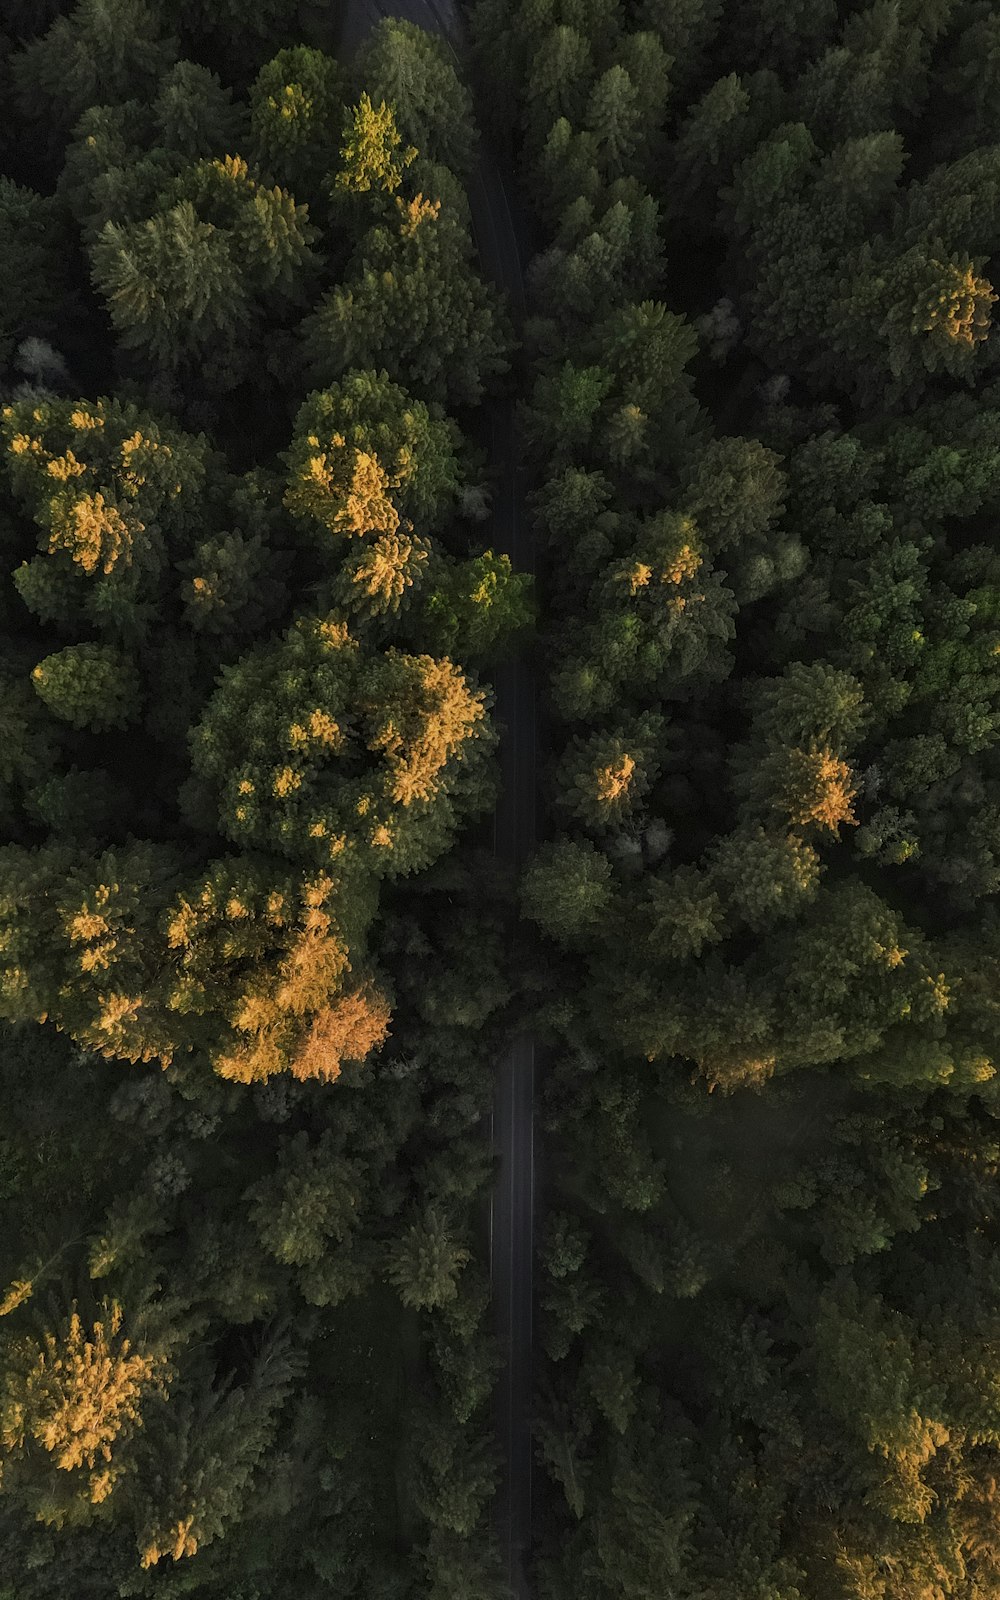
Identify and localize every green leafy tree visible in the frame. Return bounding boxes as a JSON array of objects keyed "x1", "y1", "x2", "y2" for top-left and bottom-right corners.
[
  {"x1": 130, "y1": 1324, "x2": 305, "y2": 1568},
  {"x1": 60, "y1": 64, "x2": 245, "y2": 244}
]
